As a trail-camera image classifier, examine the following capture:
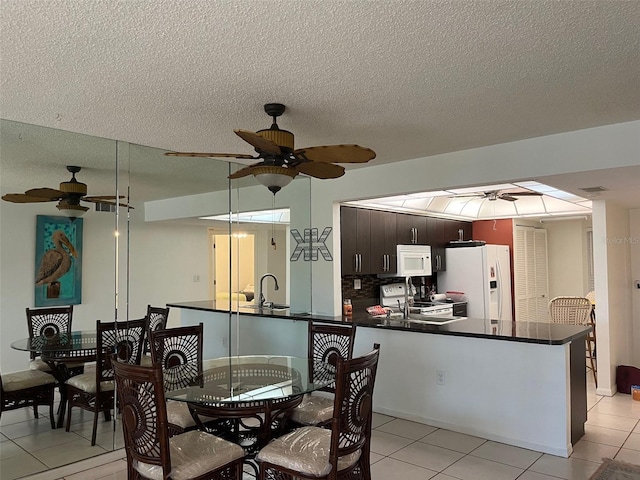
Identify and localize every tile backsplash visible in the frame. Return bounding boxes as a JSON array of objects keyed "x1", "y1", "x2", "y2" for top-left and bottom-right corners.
[{"x1": 341, "y1": 275, "x2": 435, "y2": 304}]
